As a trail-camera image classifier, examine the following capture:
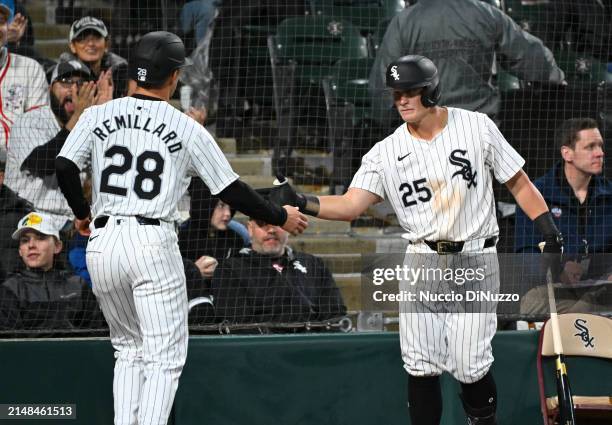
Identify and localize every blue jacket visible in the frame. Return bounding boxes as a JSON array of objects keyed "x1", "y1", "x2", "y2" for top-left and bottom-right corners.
[{"x1": 514, "y1": 162, "x2": 612, "y2": 255}]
